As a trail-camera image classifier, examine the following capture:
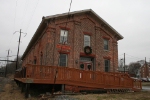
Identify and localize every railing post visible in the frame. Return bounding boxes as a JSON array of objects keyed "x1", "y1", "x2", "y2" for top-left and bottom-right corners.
[{"x1": 140, "y1": 80, "x2": 142, "y2": 89}]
